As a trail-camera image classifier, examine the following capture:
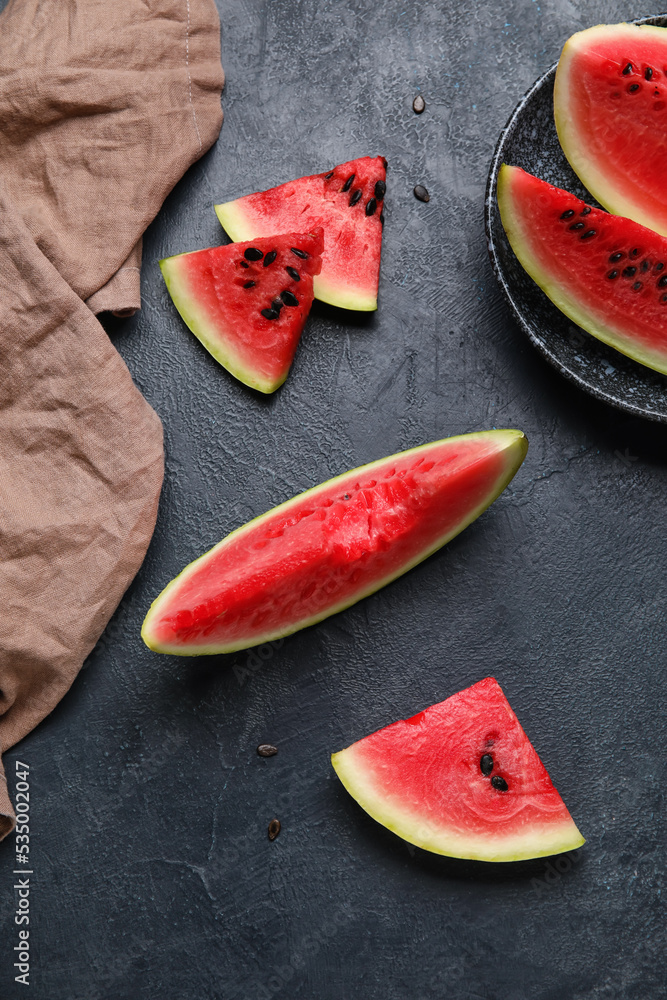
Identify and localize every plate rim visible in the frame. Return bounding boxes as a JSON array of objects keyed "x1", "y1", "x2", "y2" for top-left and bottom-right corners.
[{"x1": 484, "y1": 16, "x2": 667, "y2": 425}]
